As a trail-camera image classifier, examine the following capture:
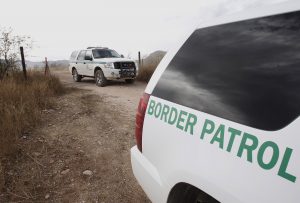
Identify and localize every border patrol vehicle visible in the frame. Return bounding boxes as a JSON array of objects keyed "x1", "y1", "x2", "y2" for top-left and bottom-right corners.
[
  {"x1": 131, "y1": 1, "x2": 300, "y2": 202},
  {"x1": 69, "y1": 47, "x2": 137, "y2": 86}
]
